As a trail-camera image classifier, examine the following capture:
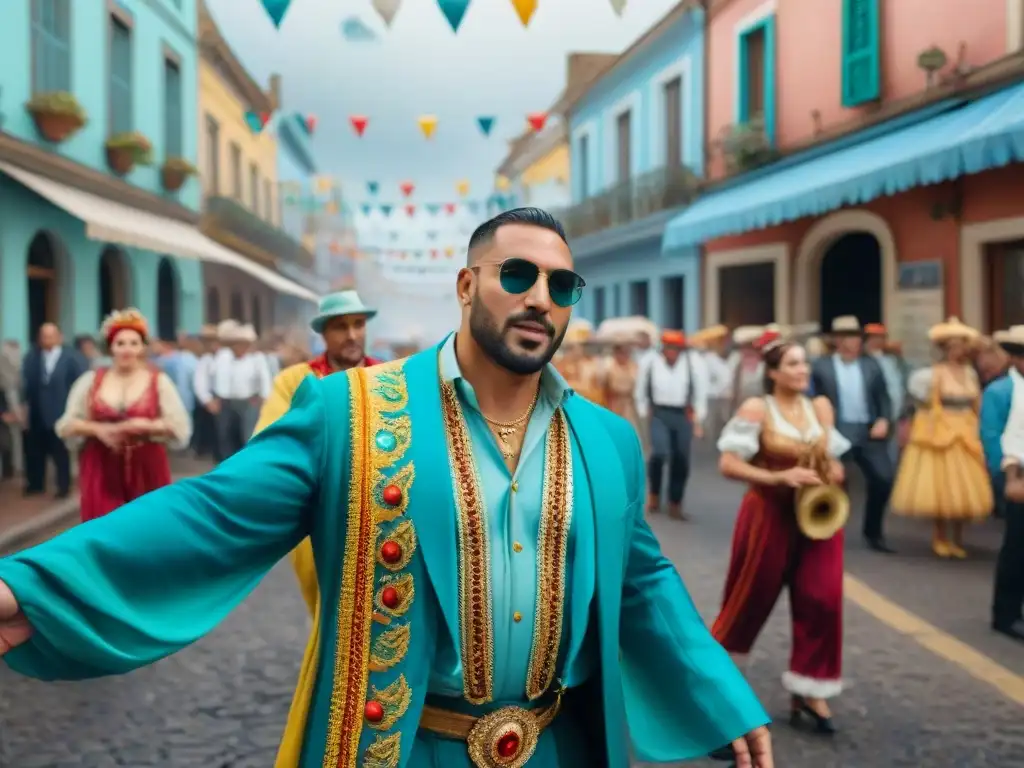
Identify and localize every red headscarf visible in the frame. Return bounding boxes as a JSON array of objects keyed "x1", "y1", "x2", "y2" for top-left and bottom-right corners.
[{"x1": 308, "y1": 353, "x2": 381, "y2": 378}]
